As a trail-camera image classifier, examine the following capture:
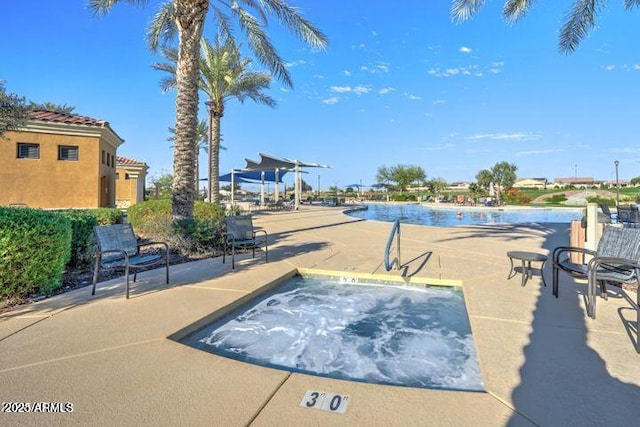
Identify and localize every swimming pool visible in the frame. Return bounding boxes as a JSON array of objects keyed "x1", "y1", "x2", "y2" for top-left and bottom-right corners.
[
  {"x1": 181, "y1": 274, "x2": 485, "y2": 392},
  {"x1": 347, "y1": 203, "x2": 582, "y2": 226}
]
